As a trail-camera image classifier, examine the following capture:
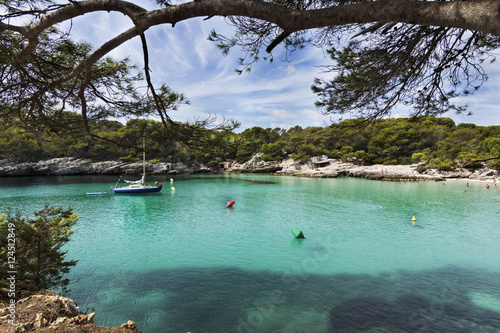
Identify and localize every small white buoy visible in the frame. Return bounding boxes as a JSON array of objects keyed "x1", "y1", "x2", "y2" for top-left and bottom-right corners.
[
  {"x1": 170, "y1": 178, "x2": 174, "y2": 183},
  {"x1": 171, "y1": 187, "x2": 175, "y2": 191}
]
